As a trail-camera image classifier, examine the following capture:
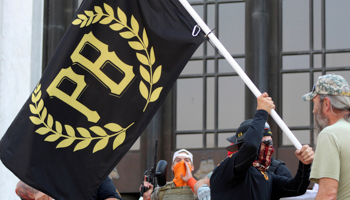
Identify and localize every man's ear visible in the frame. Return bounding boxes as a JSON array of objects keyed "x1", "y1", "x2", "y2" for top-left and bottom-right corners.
[
  {"x1": 171, "y1": 164, "x2": 174, "y2": 171},
  {"x1": 323, "y1": 97, "x2": 331, "y2": 112}
]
